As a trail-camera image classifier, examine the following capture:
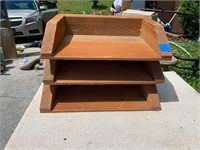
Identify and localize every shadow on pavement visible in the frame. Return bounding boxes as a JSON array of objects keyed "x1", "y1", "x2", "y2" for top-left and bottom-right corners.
[{"x1": 157, "y1": 77, "x2": 179, "y2": 103}]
